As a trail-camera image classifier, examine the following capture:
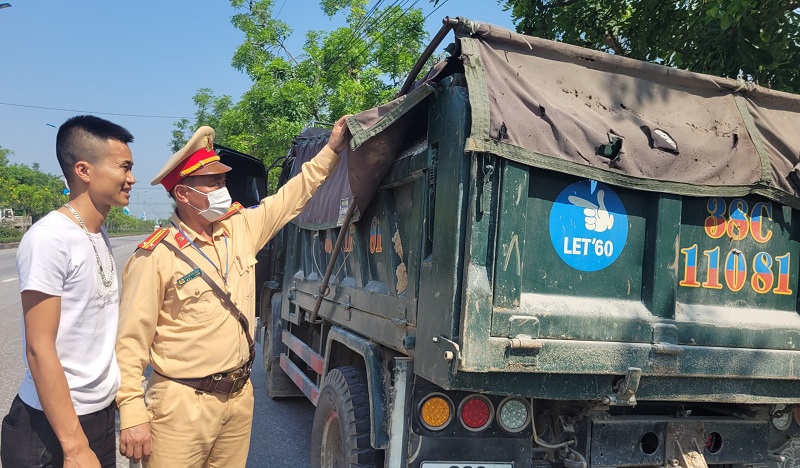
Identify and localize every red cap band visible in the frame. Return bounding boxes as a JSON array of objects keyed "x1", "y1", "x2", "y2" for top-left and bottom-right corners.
[{"x1": 161, "y1": 148, "x2": 220, "y2": 191}]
